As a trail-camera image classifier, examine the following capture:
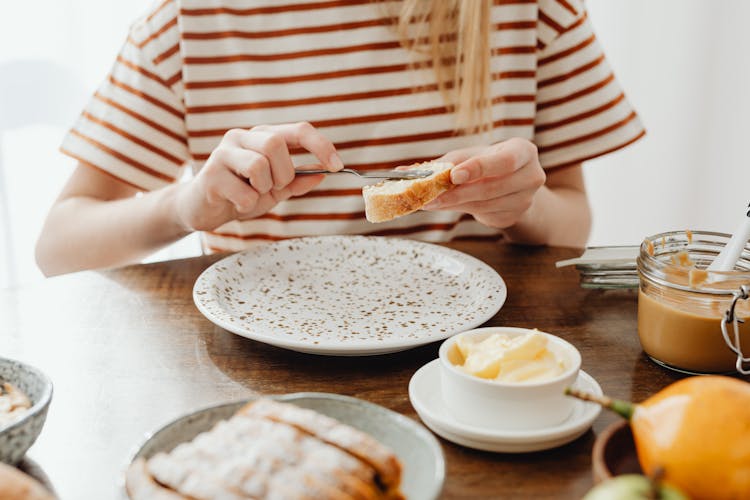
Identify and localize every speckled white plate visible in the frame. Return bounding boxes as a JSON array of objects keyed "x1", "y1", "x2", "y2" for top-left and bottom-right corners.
[
  {"x1": 124, "y1": 393, "x2": 445, "y2": 500},
  {"x1": 194, "y1": 236, "x2": 506, "y2": 355}
]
